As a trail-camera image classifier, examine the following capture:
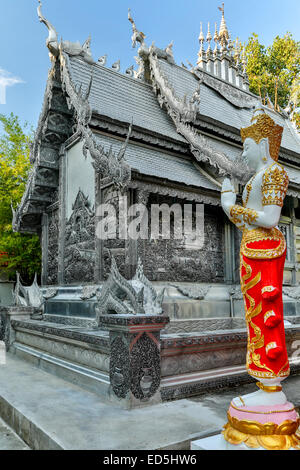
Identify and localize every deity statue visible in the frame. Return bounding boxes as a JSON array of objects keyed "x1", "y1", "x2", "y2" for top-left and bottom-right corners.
[{"x1": 221, "y1": 106, "x2": 300, "y2": 450}]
